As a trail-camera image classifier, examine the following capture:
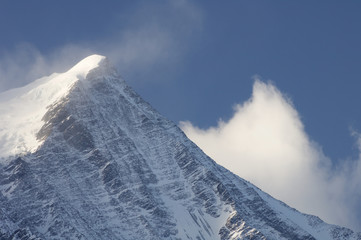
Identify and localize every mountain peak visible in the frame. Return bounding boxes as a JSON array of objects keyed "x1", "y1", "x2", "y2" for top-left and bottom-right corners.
[
  {"x1": 67, "y1": 54, "x2": 106, "y2": 76},
  {"x1": 0, "y1": 54, "x2": 108, "y2": 159},
  {"x1": 1, "y1": 56, "x2": 360, "y2": 239}
]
